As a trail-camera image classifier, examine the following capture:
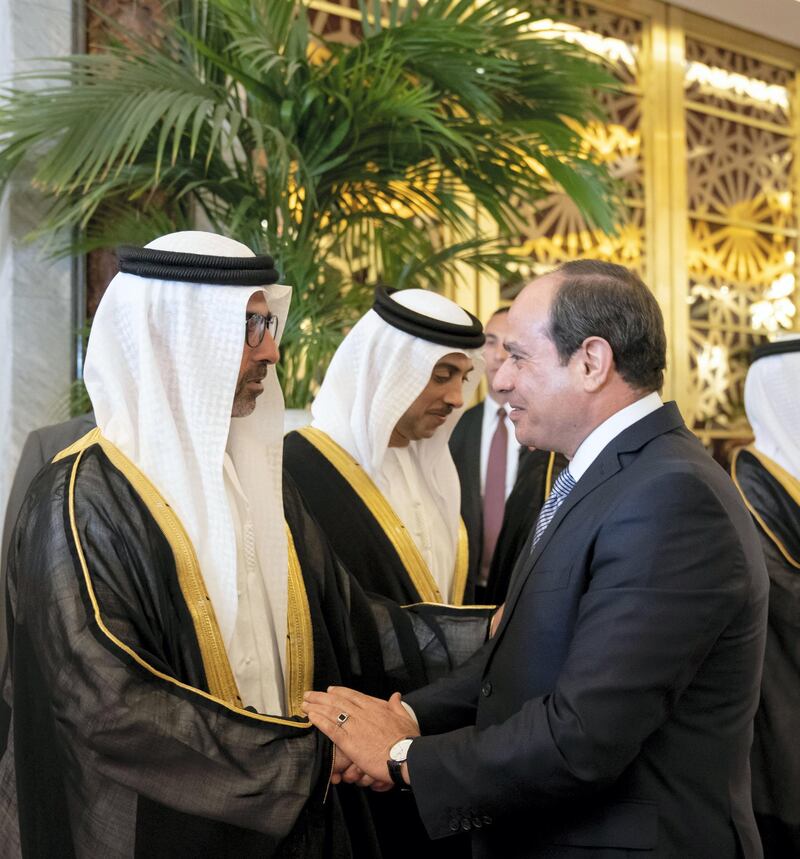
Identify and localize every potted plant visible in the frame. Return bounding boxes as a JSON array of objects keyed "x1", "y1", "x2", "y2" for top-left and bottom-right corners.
[{"x1": 0, "y1": 0, "x2": 618, "y2": 407}]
